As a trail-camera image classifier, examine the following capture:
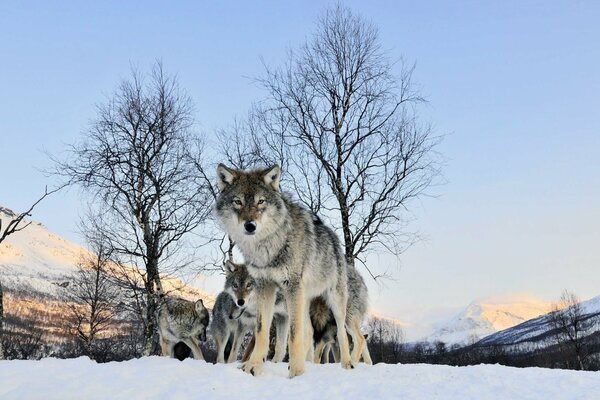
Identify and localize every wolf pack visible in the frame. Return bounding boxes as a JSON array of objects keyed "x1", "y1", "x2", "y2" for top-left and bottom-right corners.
[{"x1": 156, "y1": 164, "x2": 372, "y2": 378}]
